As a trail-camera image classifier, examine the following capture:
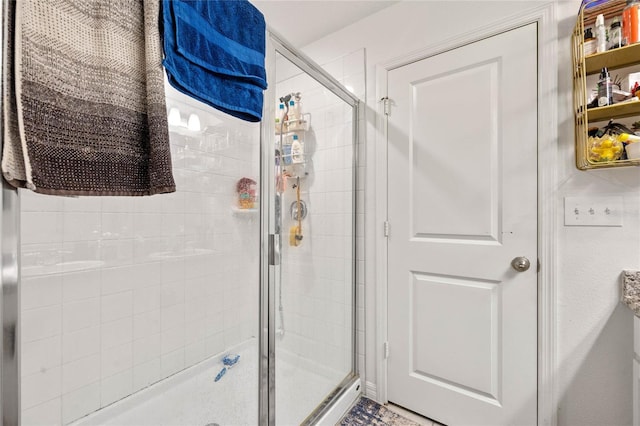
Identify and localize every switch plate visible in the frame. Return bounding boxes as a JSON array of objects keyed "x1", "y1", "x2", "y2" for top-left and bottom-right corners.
[{"x1": 564, "y1": 196, "x2": 623, "y2": 227}]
